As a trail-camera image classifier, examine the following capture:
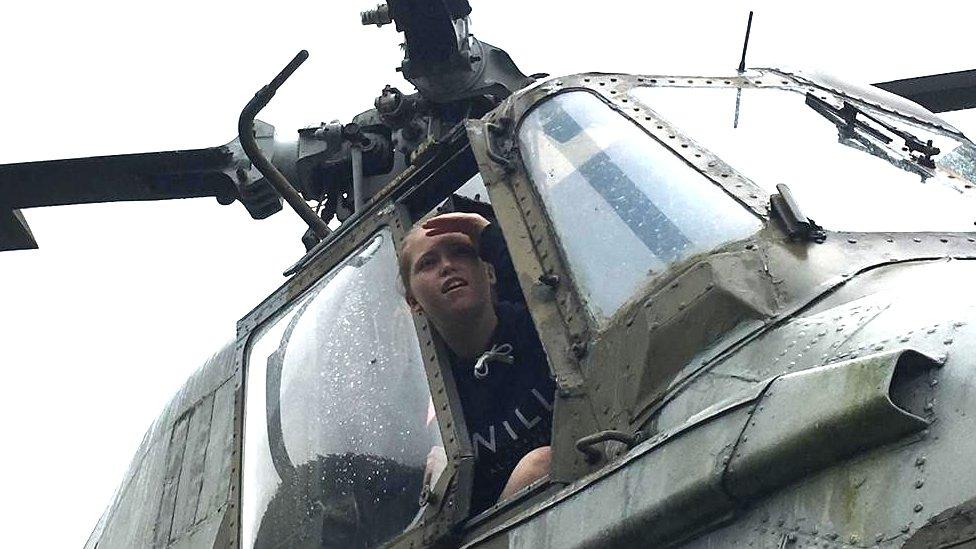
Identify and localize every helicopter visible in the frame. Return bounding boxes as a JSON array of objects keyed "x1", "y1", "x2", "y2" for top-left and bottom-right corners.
[{"x1": 1, "y1": 1, "x2": 976, "y2": 546}]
